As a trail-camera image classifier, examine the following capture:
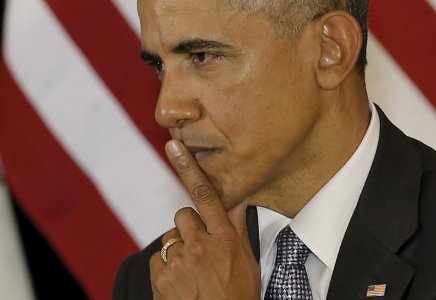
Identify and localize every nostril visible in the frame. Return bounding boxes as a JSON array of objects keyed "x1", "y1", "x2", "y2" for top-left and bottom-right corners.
[{"x1": 176, "y1": 119, "x2": 185, "y2": 128}]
